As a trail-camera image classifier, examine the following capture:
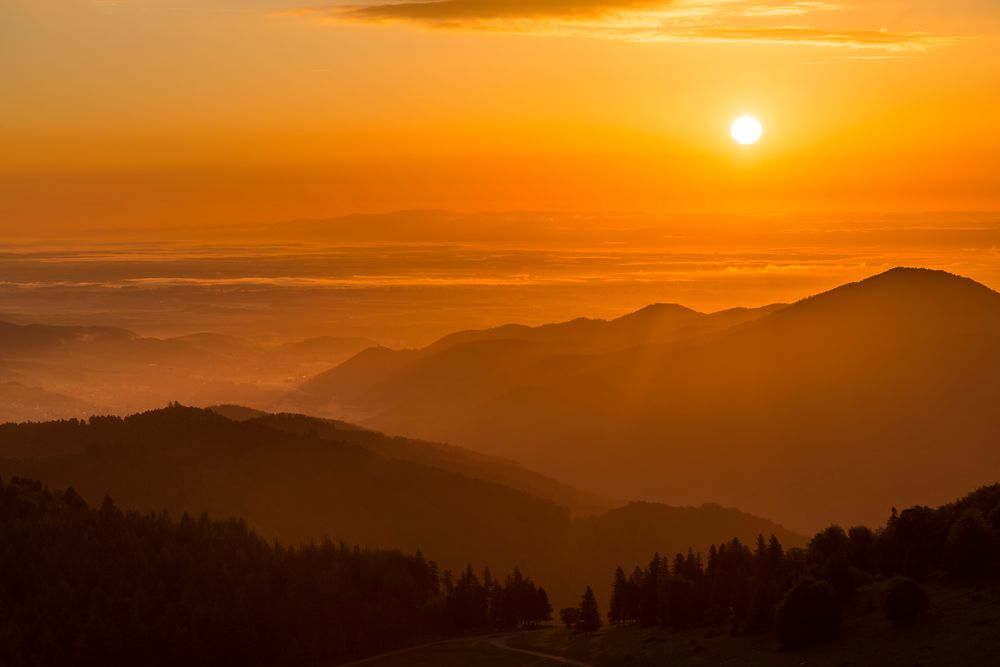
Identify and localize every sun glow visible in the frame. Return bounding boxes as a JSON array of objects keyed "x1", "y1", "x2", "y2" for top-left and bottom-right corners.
[{"x1": 731, "y1": 116, "x2": 763, "y2": 145}]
